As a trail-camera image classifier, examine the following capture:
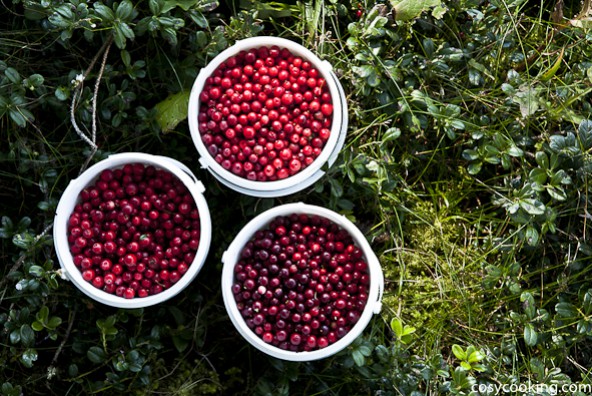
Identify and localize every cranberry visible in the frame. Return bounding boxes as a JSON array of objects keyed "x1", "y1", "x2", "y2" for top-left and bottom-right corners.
[
  {"x1": 232, "y1": 213, "x2": 370, "y2": 352},
  {"x1": 67, "y1": 164, "x2": 202, "y2": 299}
]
